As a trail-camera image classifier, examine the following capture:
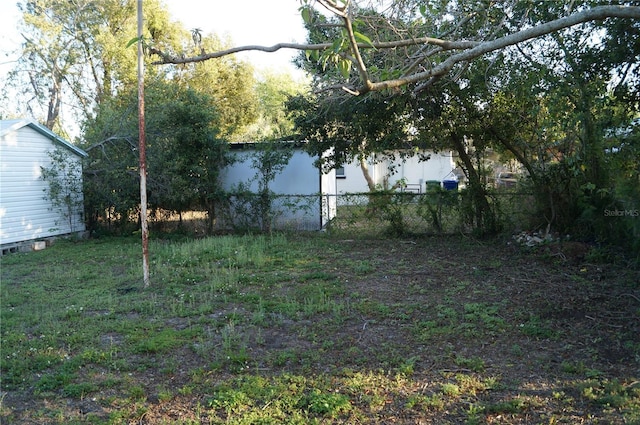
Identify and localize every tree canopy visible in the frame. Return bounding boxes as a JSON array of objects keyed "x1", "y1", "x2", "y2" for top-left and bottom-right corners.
[
  {"x1": 150, "y1": 1, "x2": 640, "y2": 97},
  {"x1": 240, "y1": 70, "x2": 310, "y2": 142},
  {"x1": 4, "y1": 0, "x2": 181, "y2": 132},
  {"x1": 3, "y1": 0, "x2": 262, "y2": 139},
  {"x1": 82, "y1": 79, "x2": 231, "y2": 231},
  {"x1": 282, "y1": 0, "x2": 639, "y2": 240}
]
